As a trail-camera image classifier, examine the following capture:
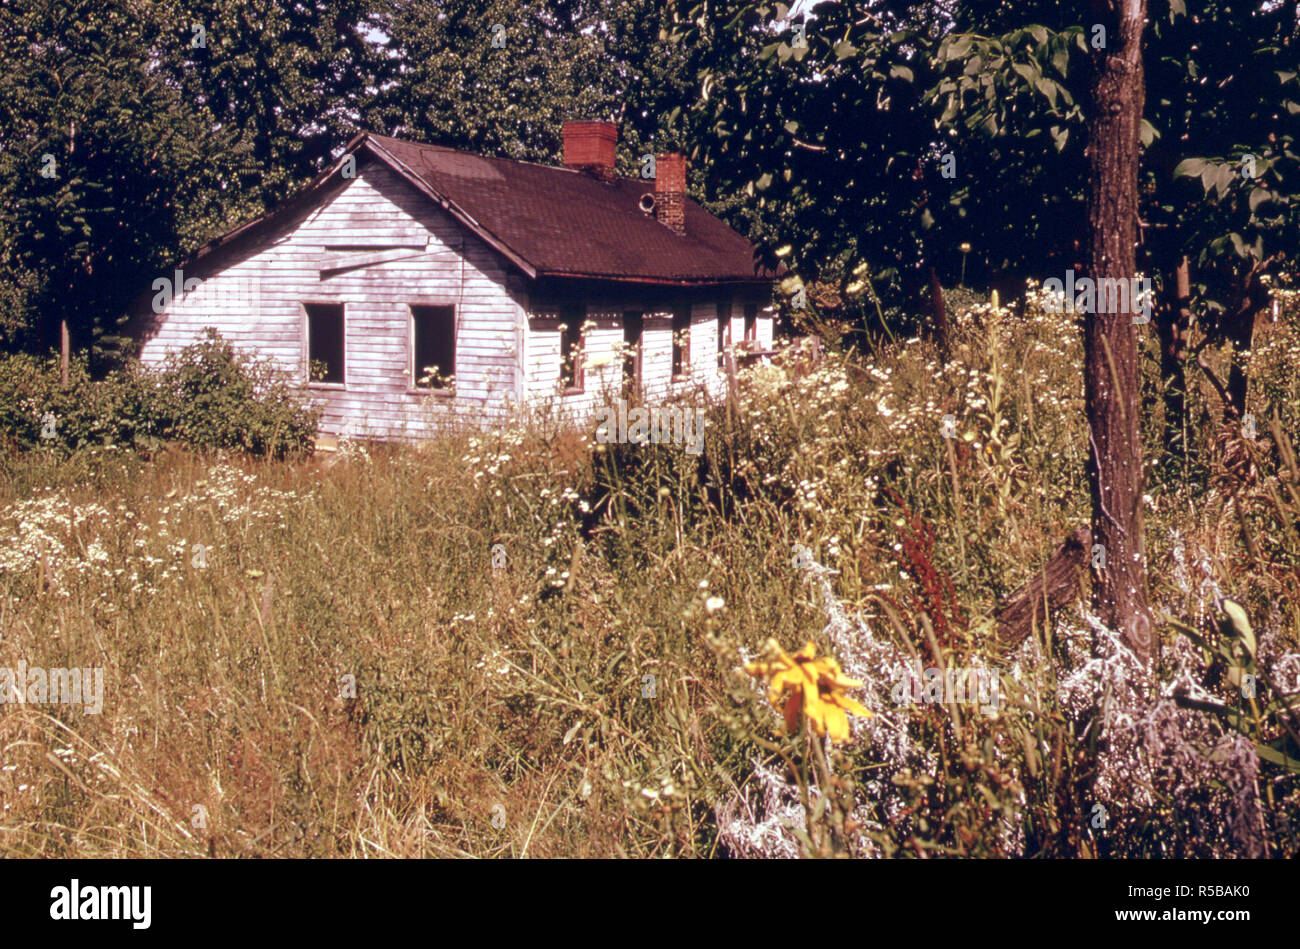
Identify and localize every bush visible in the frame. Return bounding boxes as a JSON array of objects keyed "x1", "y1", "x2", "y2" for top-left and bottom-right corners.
[
  {"x1": 0, "y1": 352, "x2": 148, "y2": 451},
  {"x1": 0, "y1": 329, "x2": 318, "y2": 458},
  {"x1": 152, "y1": 330, "x2": 319, "y2": 457}
]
